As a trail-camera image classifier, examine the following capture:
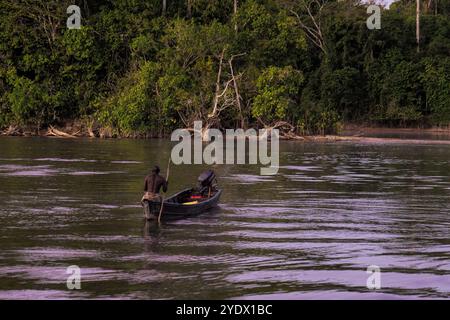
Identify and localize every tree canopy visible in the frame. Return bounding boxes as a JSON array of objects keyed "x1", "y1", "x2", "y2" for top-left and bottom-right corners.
[{"x1": 1, "y1": 0, "x2": 450, "y2": 137}]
